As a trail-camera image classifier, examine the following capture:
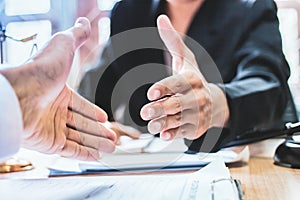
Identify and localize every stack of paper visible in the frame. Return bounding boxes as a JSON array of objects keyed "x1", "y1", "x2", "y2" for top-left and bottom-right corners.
[
  {"x1": 0, "y1": 159, "x2": 242, "y2": 200},
  {"x1": 76, "y1": 135, "x2": 249, "y2": 174}
]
